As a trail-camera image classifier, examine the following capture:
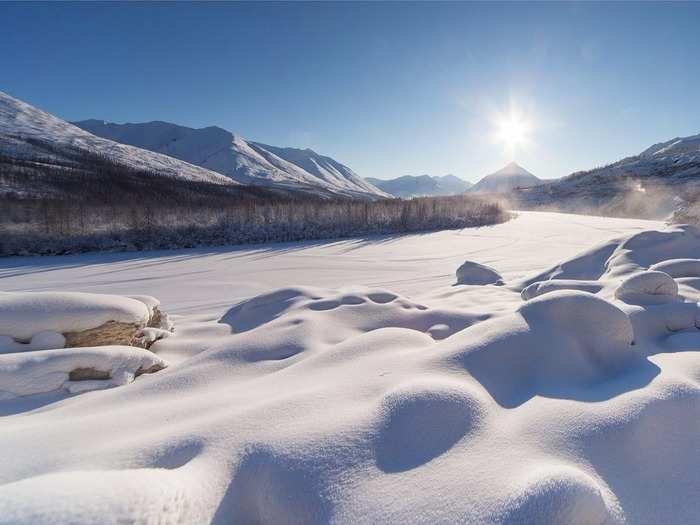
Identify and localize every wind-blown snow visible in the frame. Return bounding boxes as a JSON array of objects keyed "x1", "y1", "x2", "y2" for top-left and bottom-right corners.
[{"x1": 0, "y1": 211, "x2": 698, "y2": 524}]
